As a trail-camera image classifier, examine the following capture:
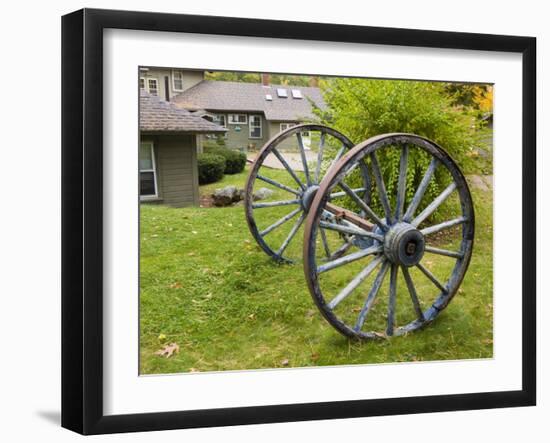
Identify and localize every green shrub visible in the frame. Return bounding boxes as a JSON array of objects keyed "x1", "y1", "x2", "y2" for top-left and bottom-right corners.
[
  {"x1": 204, "y1": 147, "x2": 247, "y2": 175},
  {"x1": 197, "y1": 153, "x2": 226, "y2": 184},
  {"x1": 314, "y1": 78, "x2": 488, "y2": 221}
]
